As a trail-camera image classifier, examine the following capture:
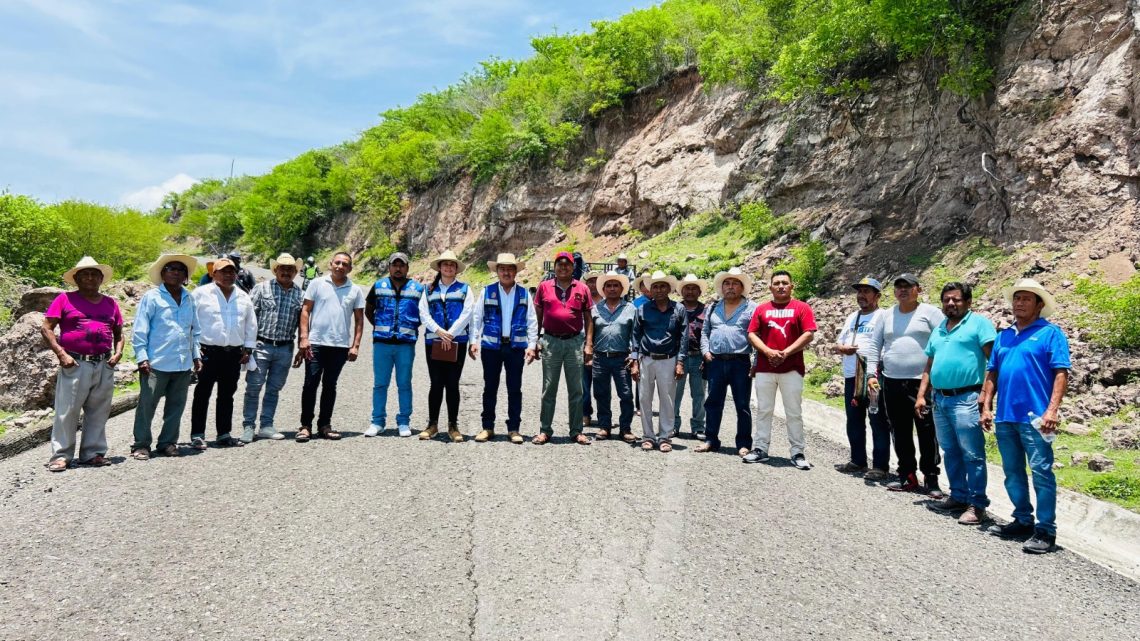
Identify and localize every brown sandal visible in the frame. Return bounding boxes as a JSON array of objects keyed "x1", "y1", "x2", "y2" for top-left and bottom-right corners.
[
  {"x1": 659, "y1": 440, "x2": 673, "y2": 453},
  {"x1": 622, "y1": 432, "x2": 638, "y2": 443},
  {"x1": 575, "y1": 433, "x2": 591, "y2": 445},
  {"x1": 317, "y1": 427, "x2": 342, "y2": 440},
  {"x1": 47, "y1": 458, "x2": 68, "y2": 472},
  {"x1": 641, "y1": 440, "x2": 655, "y2": 451},
  {"x1": 532, "y1": 433, "x2": 550, "y2": 445},
  {"x1": 130, "y1": 449, "x2": 150, "y2": 461},
  {"x1": 295, "y1": 428, "x2": 311, "y2": 443},
  {"x1": 594, "y1": 428, "x2": 610, "y2": 440},
  {"x1": 83, "y1": 454, "x2": 111, "y2": 466}
]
